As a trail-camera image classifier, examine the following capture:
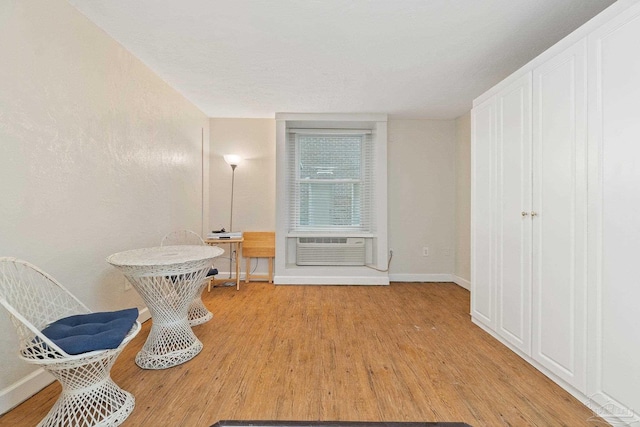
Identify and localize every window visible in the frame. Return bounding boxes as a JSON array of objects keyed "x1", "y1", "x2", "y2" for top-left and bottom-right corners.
[{"x1": 288, "y1": 130, "x2": 373, "y2": 233}]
